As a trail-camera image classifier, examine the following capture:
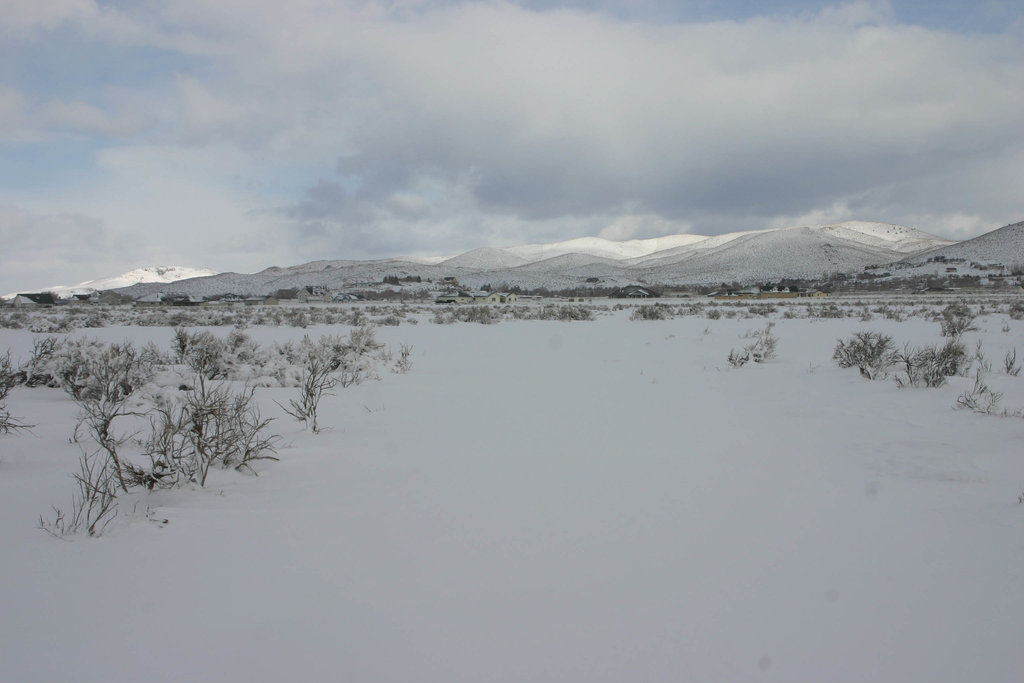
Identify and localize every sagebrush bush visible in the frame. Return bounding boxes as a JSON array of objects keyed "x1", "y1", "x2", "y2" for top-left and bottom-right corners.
[
  {"x1": 893, "y1": 340, "x2": 967, "y2": 388},
  {"x1": 40, "y1": 449, "x2": 119, "y2": 537},
  {"x1": 173, "y1": 328, "x2": 228, "y2": 379},
  {"x1": 58, "y1": 340, "x2": 155, "y2": 402},
  {"x1": 939, "y1": 302, "x2": 977, "y2": 339},
  {"x1": 0, "y1": 351, "x2": 31, "y2": 435},
  {"x1": 280, "y1": 326, "x2": 385, "y2": 432},
  {"x1": 833, "y1": 331, "x2": 897, "y2": 380},
  {"x1": 630, "y1": 305, "x2": 671, "y2": 321},
  {"x1": 1003, "y1": 348, "x2": 1020, "y2": 376},
  {"x1": 955, "y1": 369, "x2": 1003, "y2": 414},
  {"x1": 133, "y1": 377, "x2": 278, "y2": 487},
  {"x1": 729, "y1": 323, "x2": 778, "y2": 367}
]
